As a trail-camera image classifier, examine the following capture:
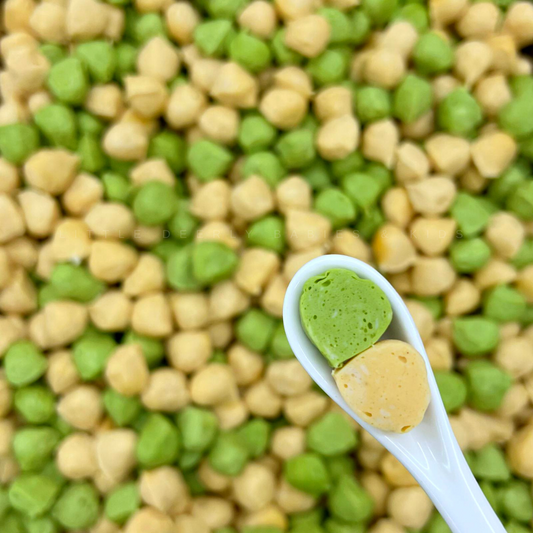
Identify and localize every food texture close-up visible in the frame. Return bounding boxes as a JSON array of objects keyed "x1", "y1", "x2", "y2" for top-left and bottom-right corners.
[{"x1": 1, "y1": 0, "x2": 533, "y2": 530}]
